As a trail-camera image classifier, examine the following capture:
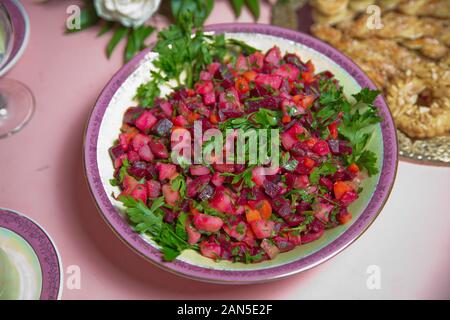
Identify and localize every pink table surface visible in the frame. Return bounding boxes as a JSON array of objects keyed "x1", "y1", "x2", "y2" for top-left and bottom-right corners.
[{"x1": 1, "y1": 1, "x2": 449, "y2": 300}]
